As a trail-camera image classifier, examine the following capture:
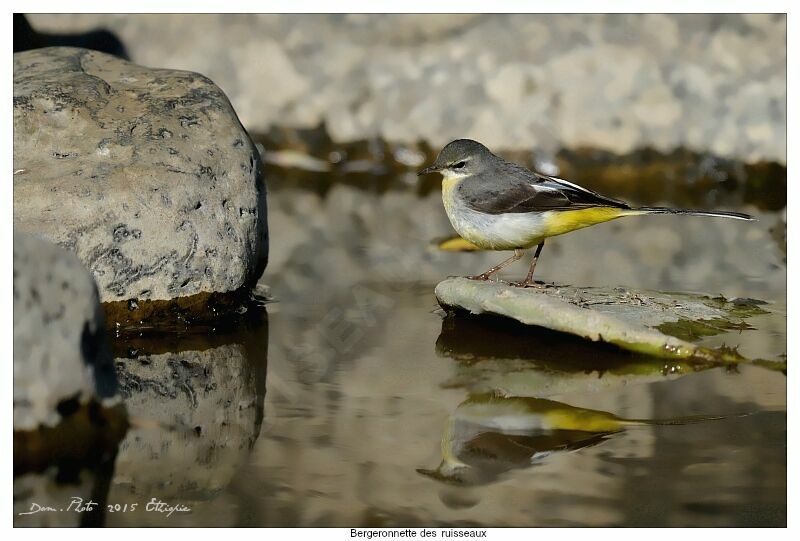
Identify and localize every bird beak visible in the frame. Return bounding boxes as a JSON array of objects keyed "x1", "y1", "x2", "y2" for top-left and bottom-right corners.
[{"x1": 417, "y1": 165, "x2": 441, "y2": 176}]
